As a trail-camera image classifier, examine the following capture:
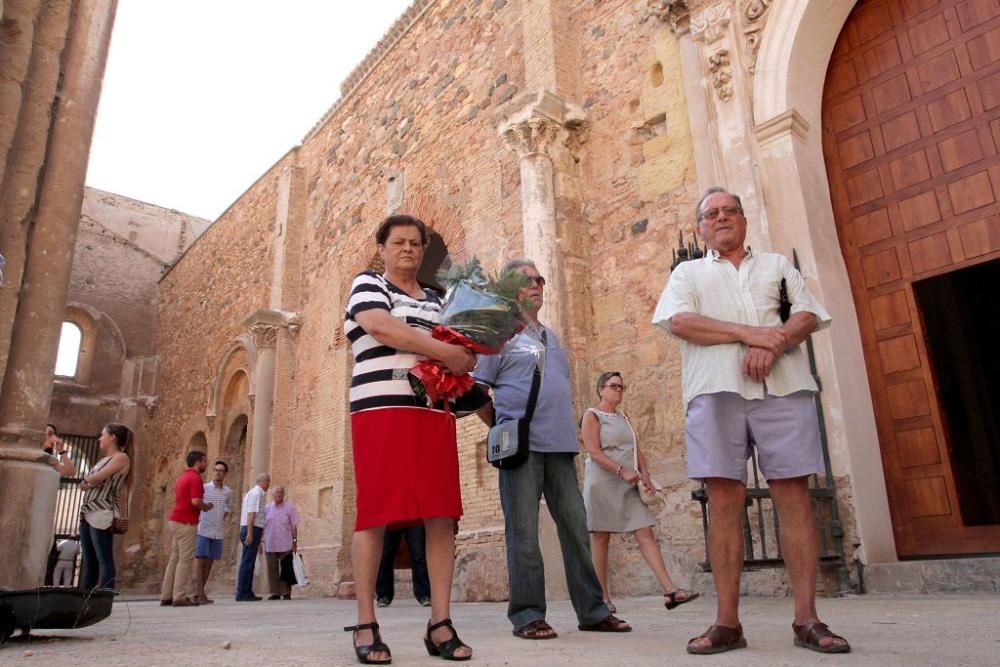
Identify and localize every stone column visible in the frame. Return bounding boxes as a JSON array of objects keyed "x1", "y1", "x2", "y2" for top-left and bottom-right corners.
[
  {"x1": 244, "y1": 311, "x2": 281, "y2": 480},
  {"x1": 0, "y1": 0, "x2": 116, "y2": 588},
  {"x1": 498, "y1": 92, "x2": 586, "y2": 340}
]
